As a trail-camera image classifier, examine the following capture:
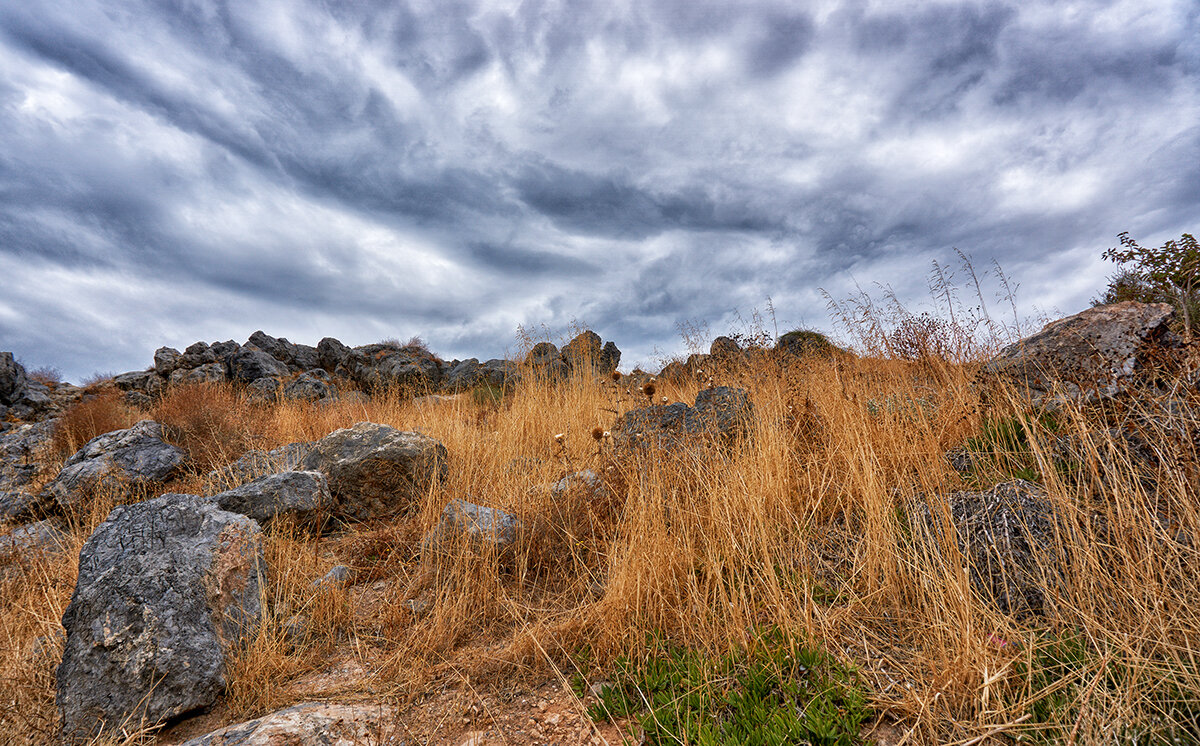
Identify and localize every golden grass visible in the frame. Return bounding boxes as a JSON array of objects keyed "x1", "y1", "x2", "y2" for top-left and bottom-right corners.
[{"x1": 2, "y1": 348, "x2": 1199, "y2": 744}]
